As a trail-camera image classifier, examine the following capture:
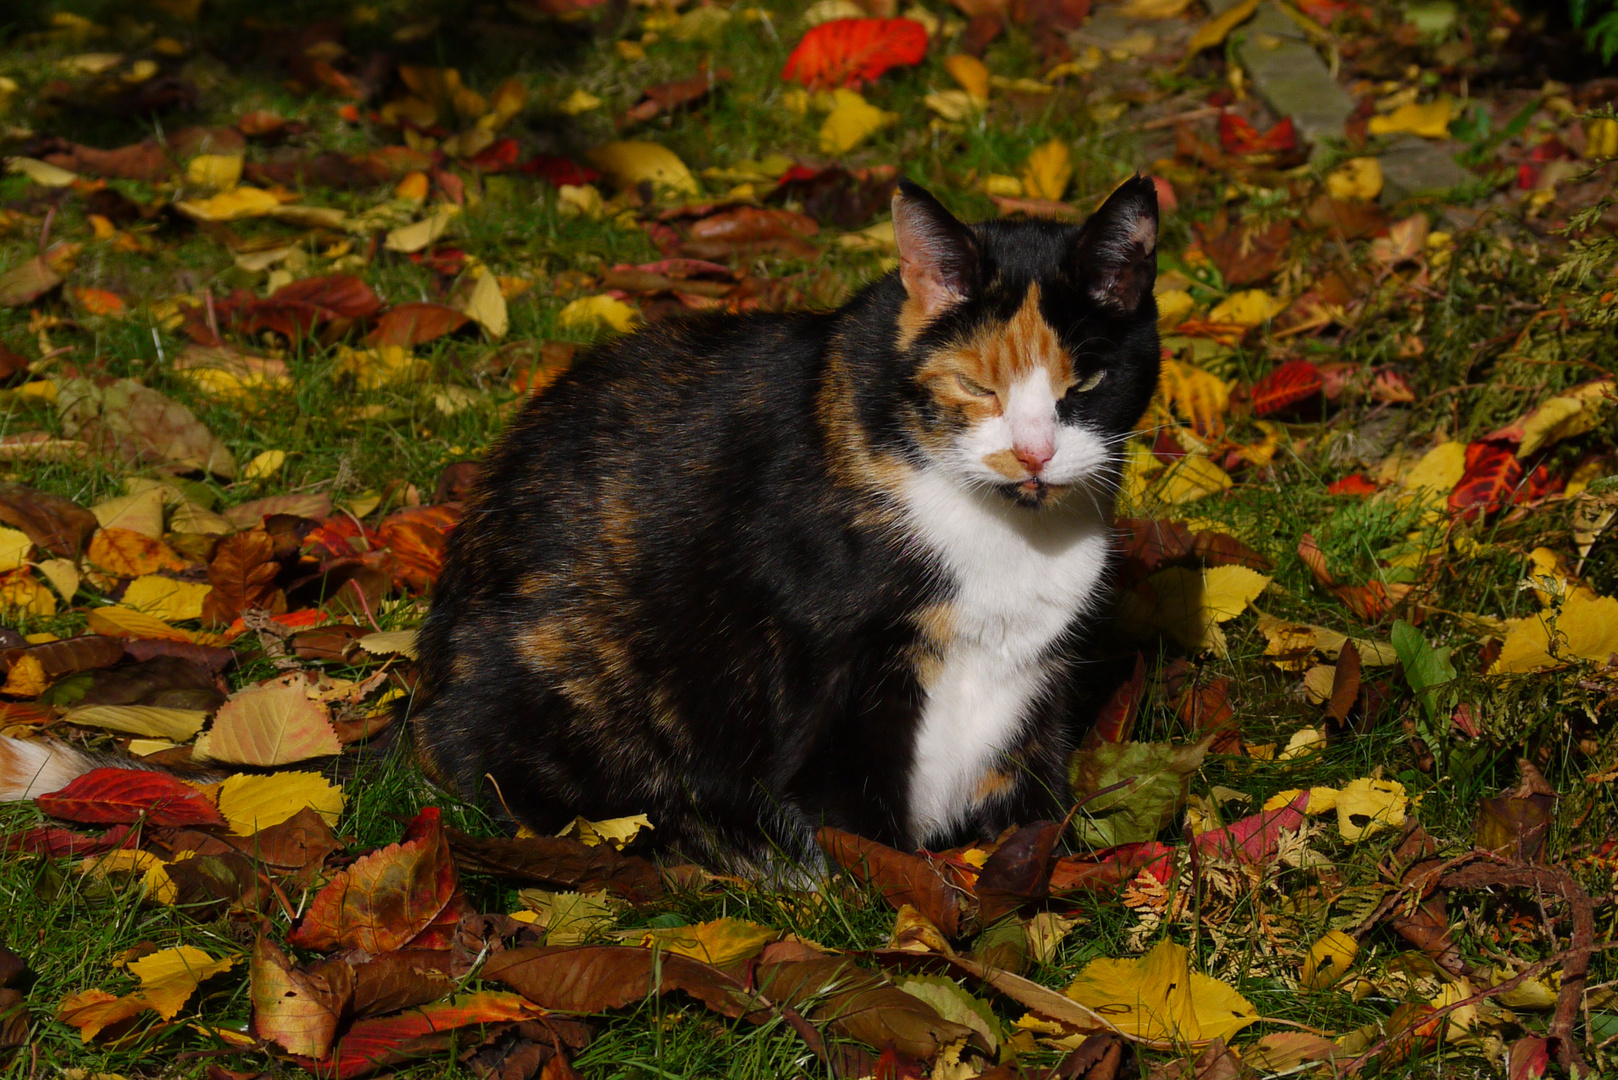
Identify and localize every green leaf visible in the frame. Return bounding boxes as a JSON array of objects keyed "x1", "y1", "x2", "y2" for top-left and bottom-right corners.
[
  {"x1": 1391, "y1": 620, "x2": 1455, "y2": 727},
  {"x1": 1067, "y1": 737, "x2": 1211, "y2": 848}
]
